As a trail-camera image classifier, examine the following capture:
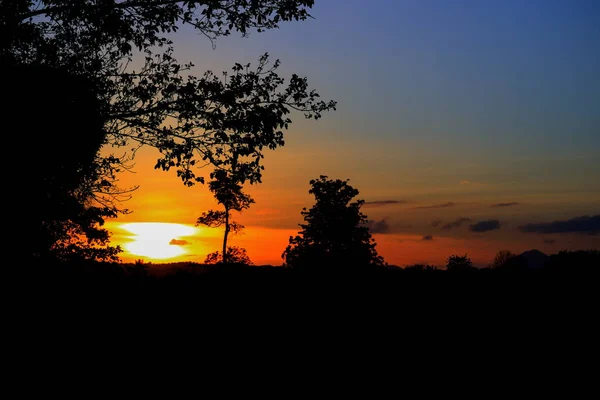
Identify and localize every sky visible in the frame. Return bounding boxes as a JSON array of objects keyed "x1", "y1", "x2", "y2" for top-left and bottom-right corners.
[{"x1": 105, "y1": 0, "x2": 600, "y2": 267}]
